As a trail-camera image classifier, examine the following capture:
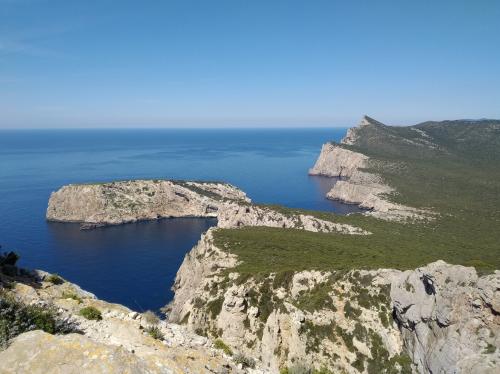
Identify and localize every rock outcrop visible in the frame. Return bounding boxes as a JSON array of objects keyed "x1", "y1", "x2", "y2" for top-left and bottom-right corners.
[
  {"x1": 309, "y1": 116, "x2": 429, "y2": 221},
  {"x1": 46, "y1": 180, "x2": 249, "y2": 228},
  {"x1": 0, "y1": 268, "x2": 252, "y2": 373},
  {"x1": 169, "y1": 232, "x2": 500, "y2": 373},
  {"x1": 46, "y1": 179, "x2": 367, "y2": 235},
  {"x1": 391, "y1": 261, "x2": 500, "y2": 374},
  {"x1": 217, "y1": 203, "x2": 368, "y2": 235}
]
